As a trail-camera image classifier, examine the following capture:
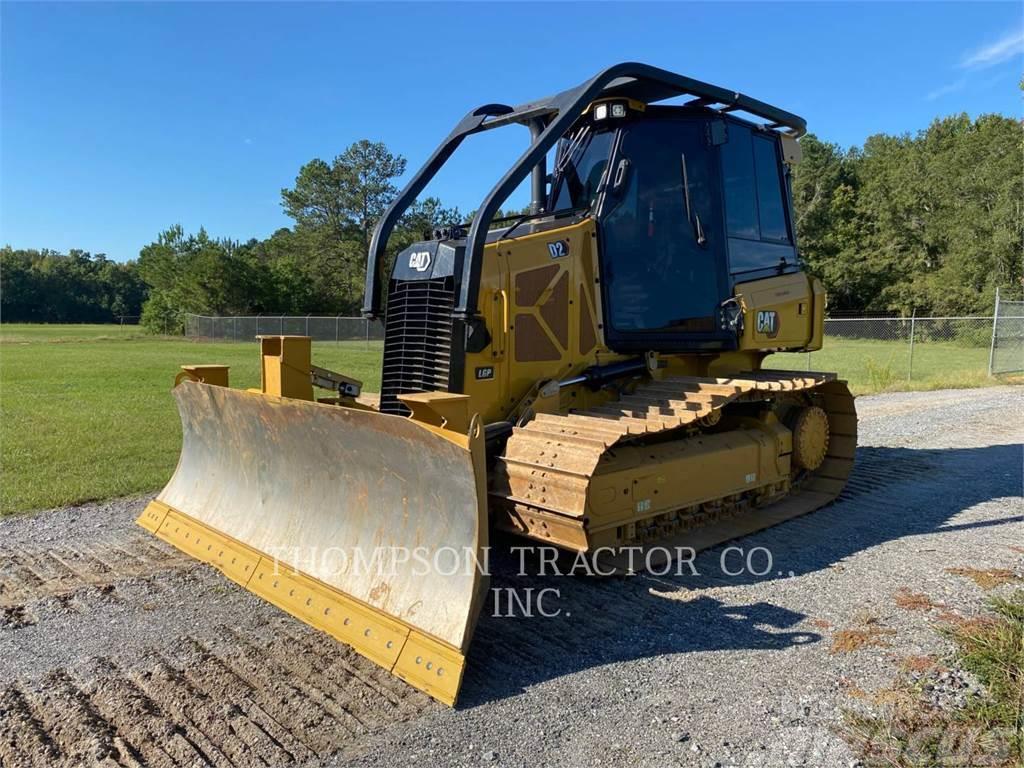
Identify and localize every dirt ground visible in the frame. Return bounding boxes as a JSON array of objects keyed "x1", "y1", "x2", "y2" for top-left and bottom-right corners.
[{"x1": 1, "y1": 387, "x2": 1021, "y2": 768}]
